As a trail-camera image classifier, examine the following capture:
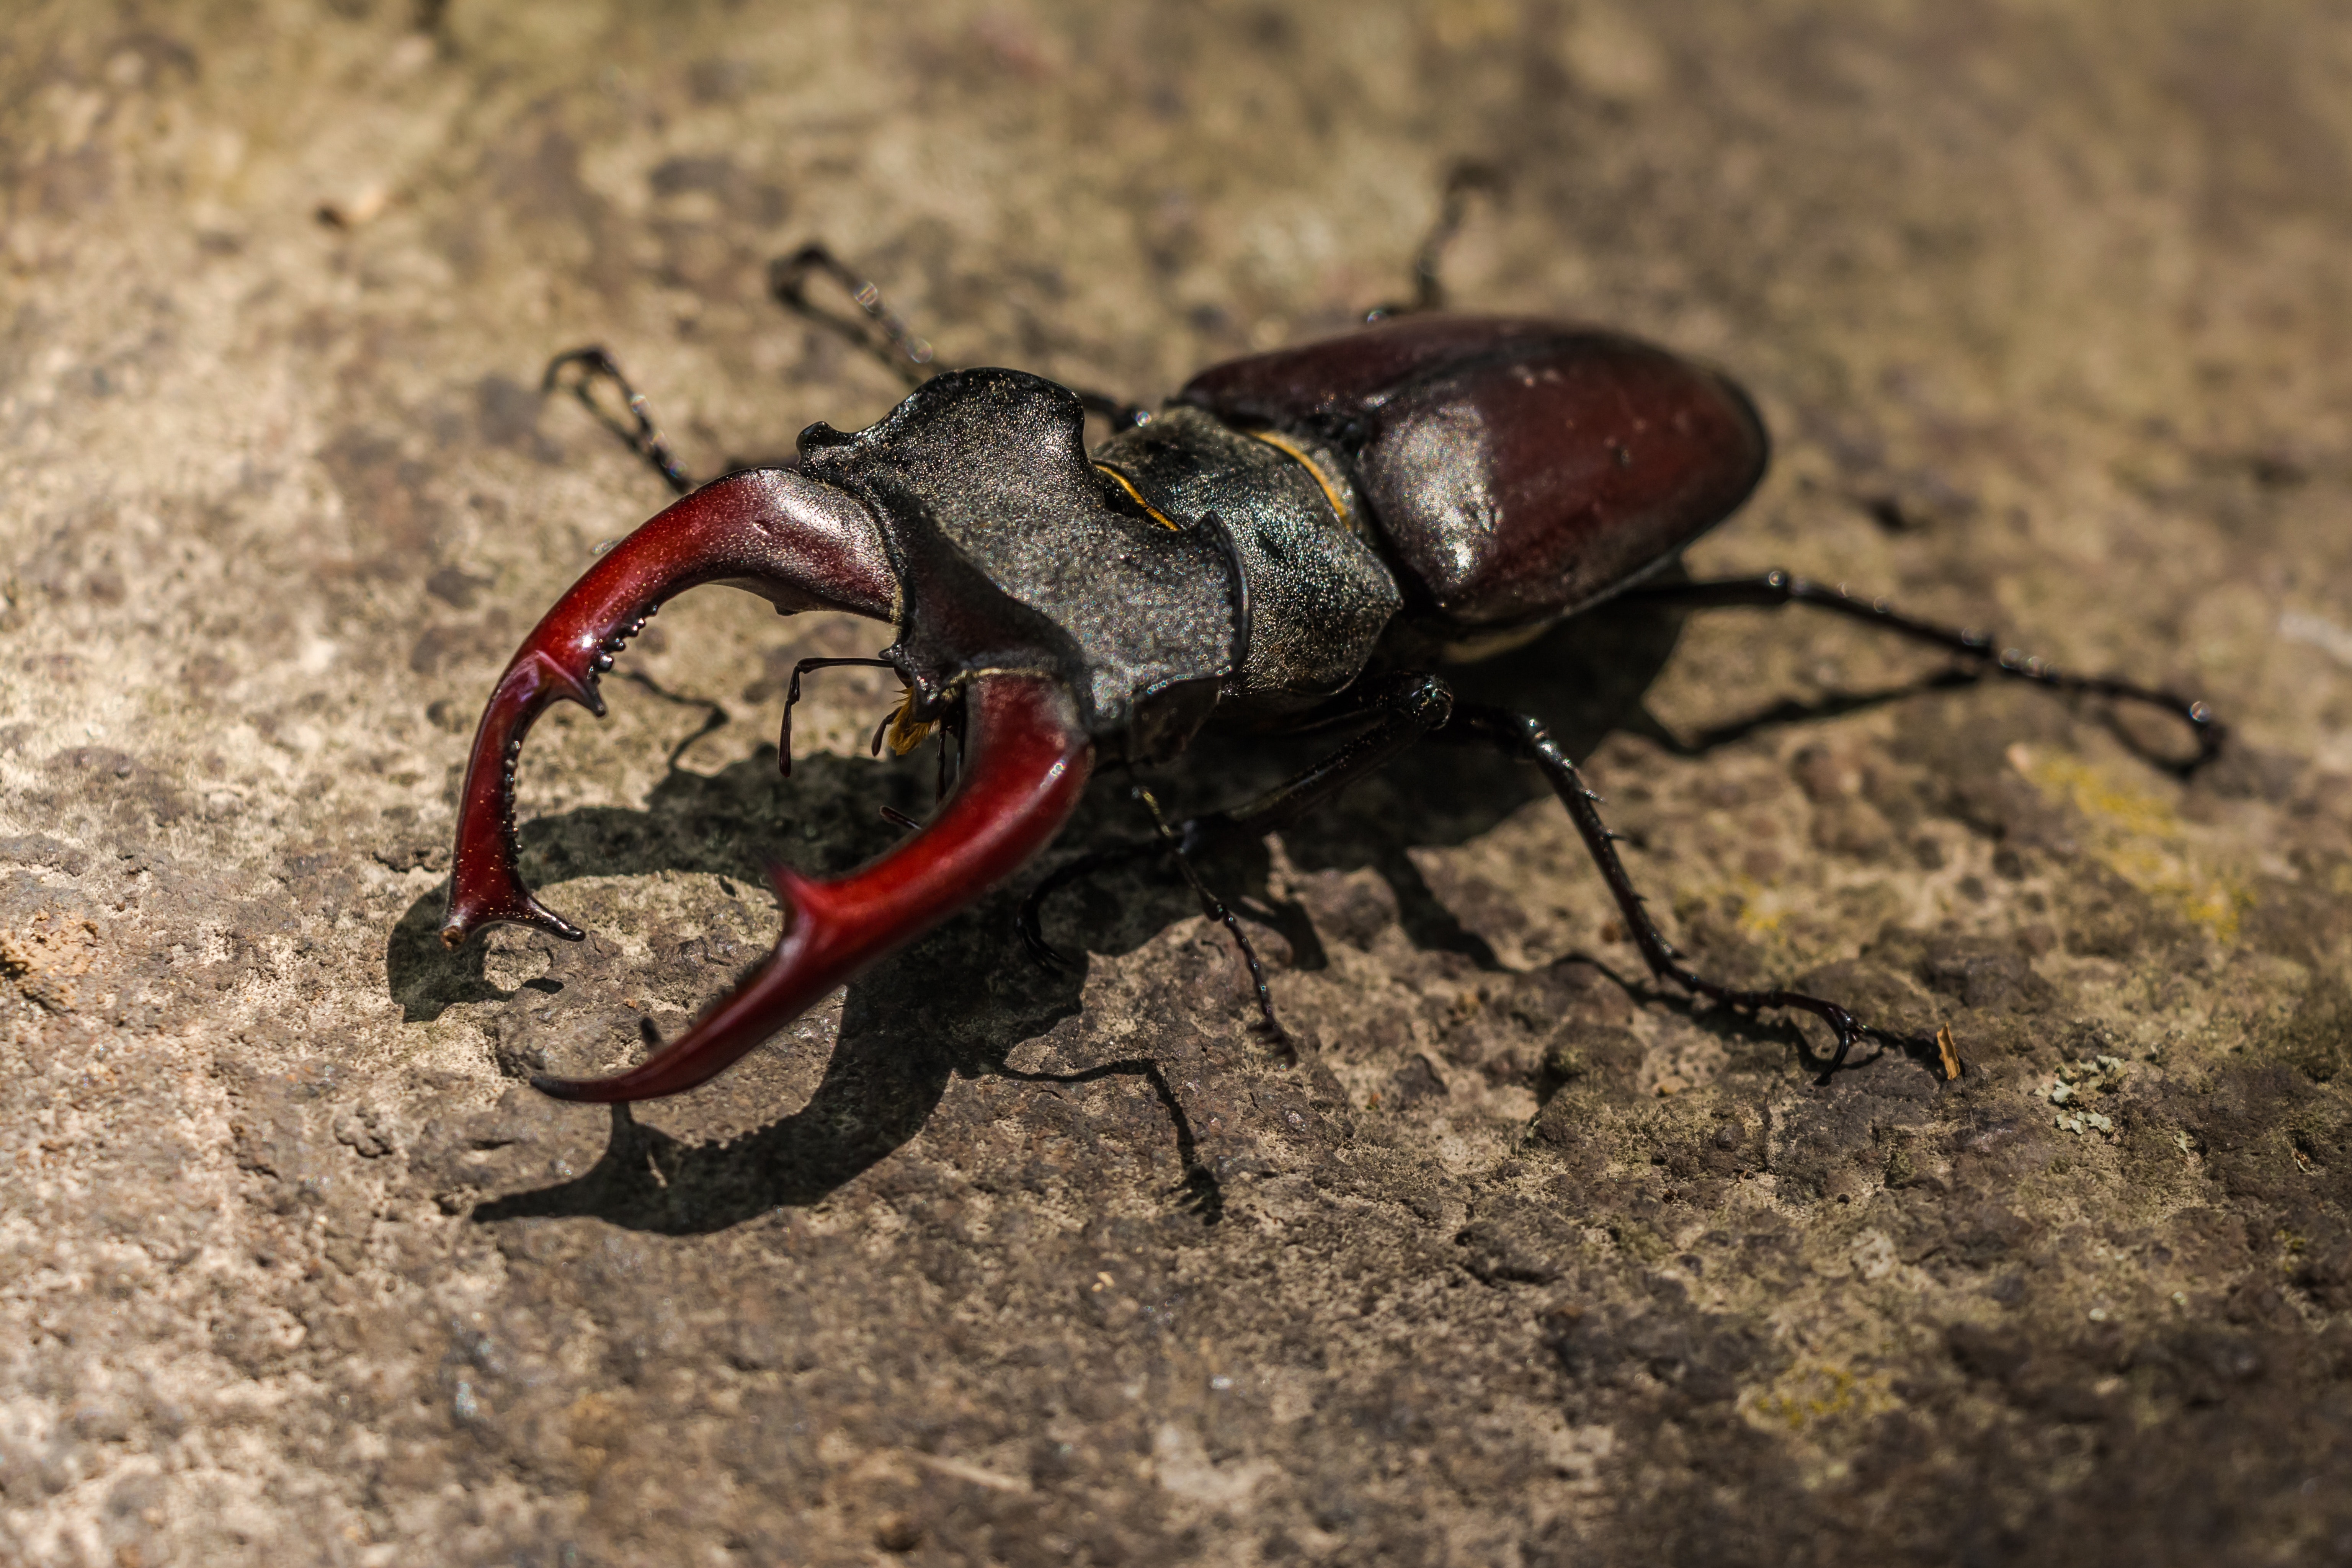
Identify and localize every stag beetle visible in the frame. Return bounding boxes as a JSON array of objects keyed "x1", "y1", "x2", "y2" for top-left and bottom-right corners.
[{"x1": 439, "y1": 176, "x2": 2218, "y2": 1103}]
